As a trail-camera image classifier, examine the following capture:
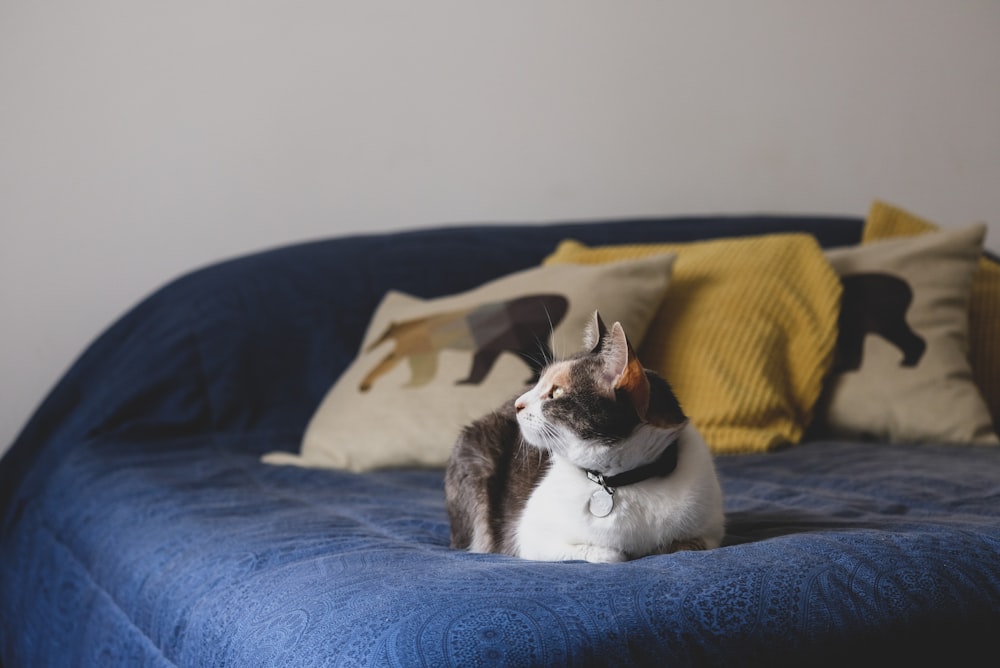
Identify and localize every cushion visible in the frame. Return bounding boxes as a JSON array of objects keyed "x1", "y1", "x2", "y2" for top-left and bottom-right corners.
[
  {"x1": 817, "y1": 219, "x2": 998, "y2": 444},
  {"x1": 543, "y1": 233, "x2": 843, "y2": 454},
  {"x1": 263, "y1": 253, "x2": 676, "y2": 471},
  {"x1": 860, "y1": 200, "x2": 1000, "y2": 434}
]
